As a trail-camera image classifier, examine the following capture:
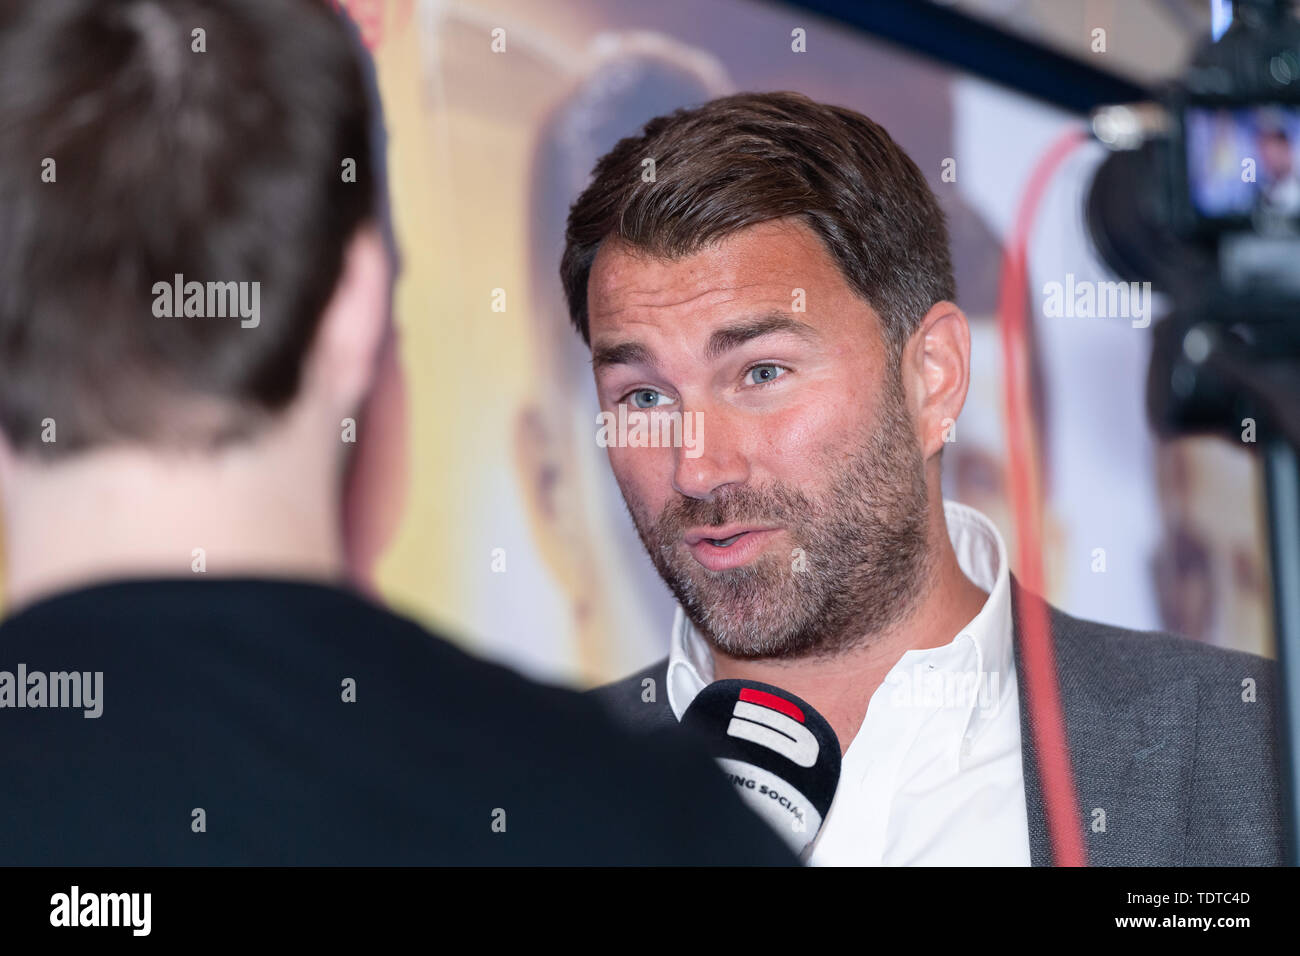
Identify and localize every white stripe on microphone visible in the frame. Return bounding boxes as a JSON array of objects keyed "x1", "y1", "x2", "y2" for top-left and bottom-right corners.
[{"x1": 727, "y1": 700, "x2": 819, "y2": 767}]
